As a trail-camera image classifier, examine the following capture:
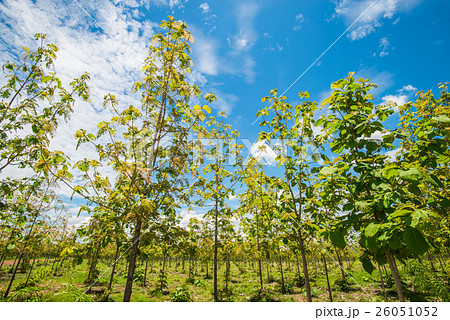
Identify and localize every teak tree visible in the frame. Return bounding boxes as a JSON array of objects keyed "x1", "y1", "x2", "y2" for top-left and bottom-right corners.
[
  {"x1": 55, "y1": 17, "x2": 211, "y2": 301},
  {"x1": 256, "y1": 89, "x2": 320, "y2": 301}
]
